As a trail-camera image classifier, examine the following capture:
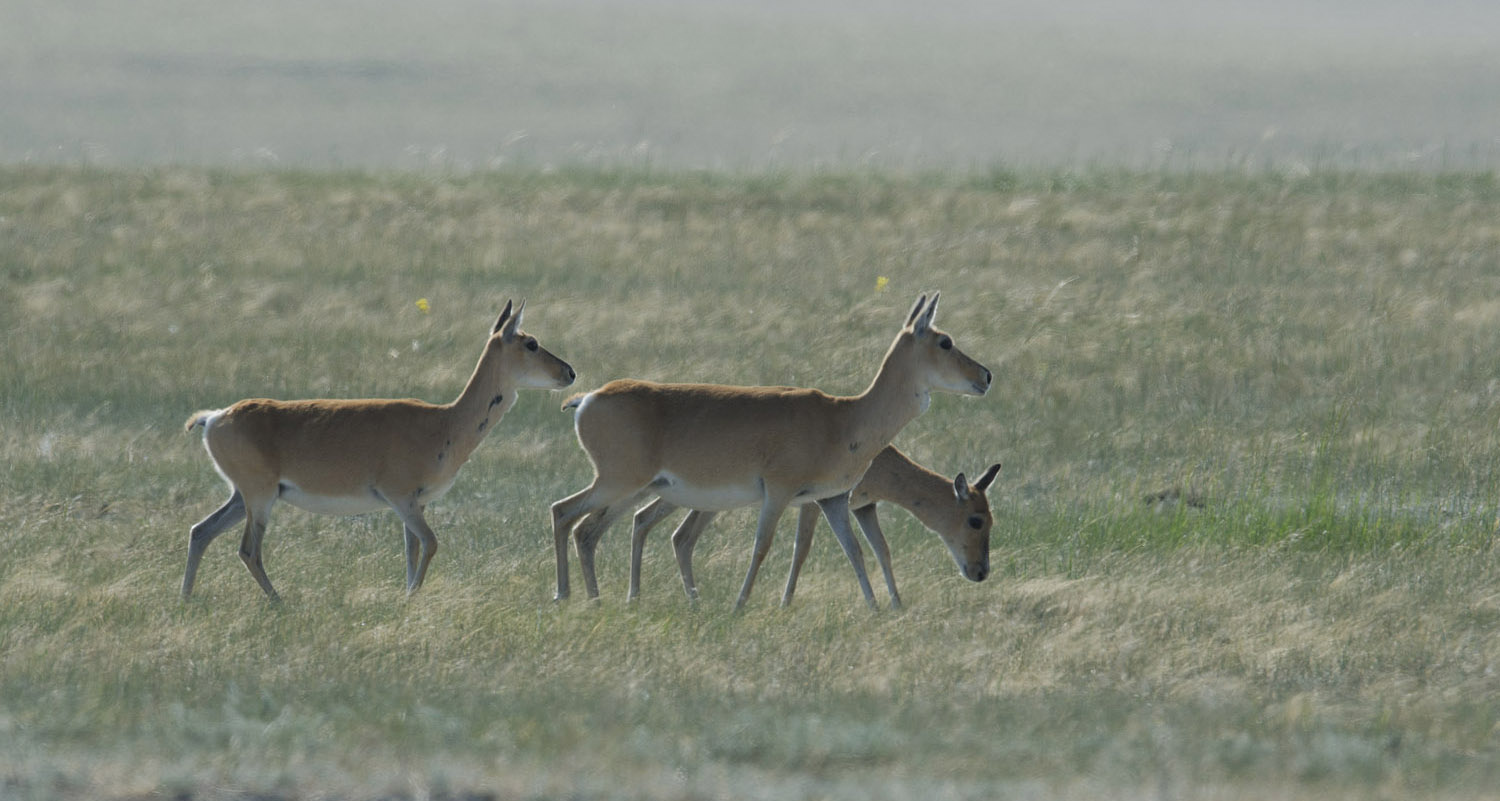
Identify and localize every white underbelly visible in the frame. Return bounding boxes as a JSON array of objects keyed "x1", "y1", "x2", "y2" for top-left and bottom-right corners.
[
  {"x1": 650, "y1": 472, "x2": 841, "y2": 511},
  {"x1": 277, "y1": 482, "x2": 386, "y2": 516},
  {"x1": 653, "y1": 473, "x2": 763, "y2": 512}
]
